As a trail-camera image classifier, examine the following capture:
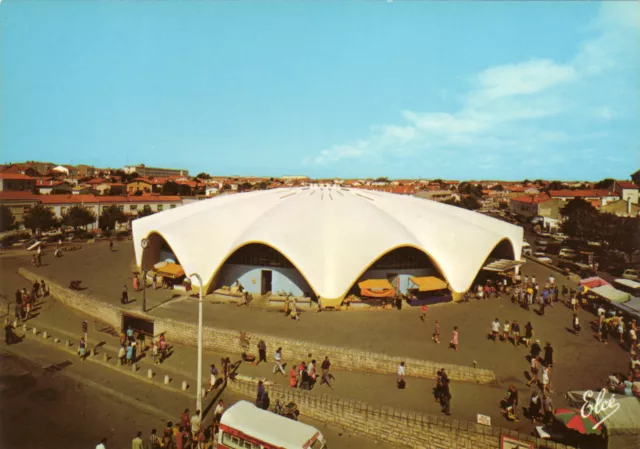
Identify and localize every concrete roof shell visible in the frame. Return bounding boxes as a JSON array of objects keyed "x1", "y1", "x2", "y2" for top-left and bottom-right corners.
[{"x1": 132, "y1": 187, "x2": 523, "y2": 302}]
